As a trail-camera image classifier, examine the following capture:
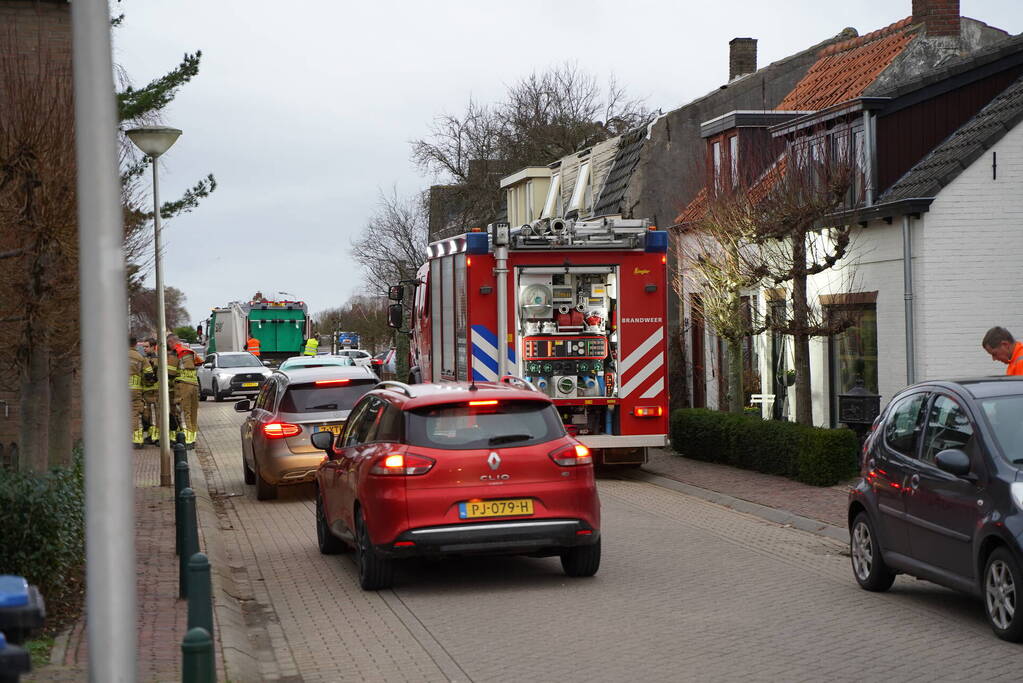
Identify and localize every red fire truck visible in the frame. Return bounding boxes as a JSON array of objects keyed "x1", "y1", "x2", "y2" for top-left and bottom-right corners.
[{"x1": 405, "y1": 217, "x2": 669, "y2": 465}]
